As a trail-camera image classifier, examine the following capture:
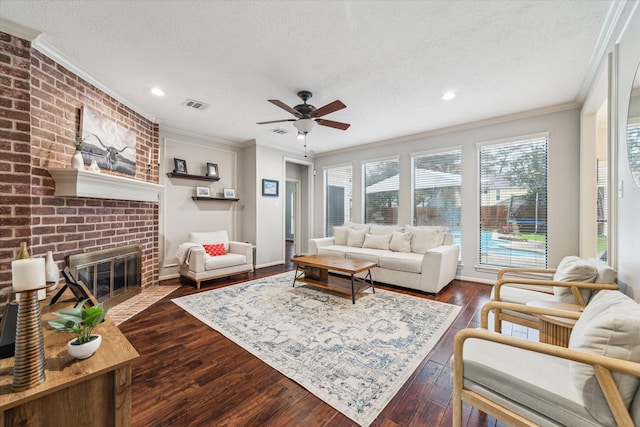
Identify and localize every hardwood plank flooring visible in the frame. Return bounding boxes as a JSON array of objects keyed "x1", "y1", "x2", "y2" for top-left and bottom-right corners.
[{"x1": 119, "y1": 263, "x2": 508, "y2": 427}]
